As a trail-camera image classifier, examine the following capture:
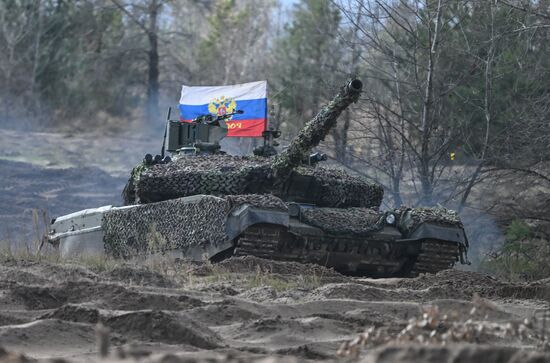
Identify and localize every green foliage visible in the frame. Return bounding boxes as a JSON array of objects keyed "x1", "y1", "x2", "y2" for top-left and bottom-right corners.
[
  {"x1": 0, "y1": 0, "x2": 141, "y2": 128},
  {"x1": 271, "y1": 0, "x2": 346, "y2": 133},
  {"x1": 505, "y1": 220, "x2": 533, "y2": 242},
  {"x1": 196, "y1": 0, "x2": 274, "y2": 85},
  {"x1": 480, "y1": 219, "x2": 550, "y2": 281},
  {"x1": 198, "y1": 0, "x2": 247, "y2": 65}
]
